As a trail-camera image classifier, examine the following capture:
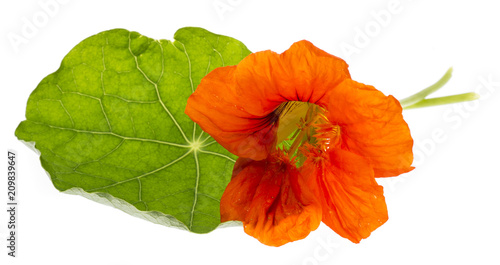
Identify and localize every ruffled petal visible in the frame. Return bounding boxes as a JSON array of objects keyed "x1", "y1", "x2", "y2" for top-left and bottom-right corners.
[
  {"x1": 234, "y1": 40, "x2": 351, "y2": 116},
  {"x1": 186, "y1": 40, "x2": 351, "y2": 160},
  {"x1": 185, "y1": 66, "x2": 277, "y2": 160},
  {"x1": 302, "y1": 148, "x2": 388, "y2": 243},
  {"x1": 326, "y1": 79, "x2": 414, "y2": 177},
  {"x1": 220, "y1": 154, "x2": 322, "y2": 246}
]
